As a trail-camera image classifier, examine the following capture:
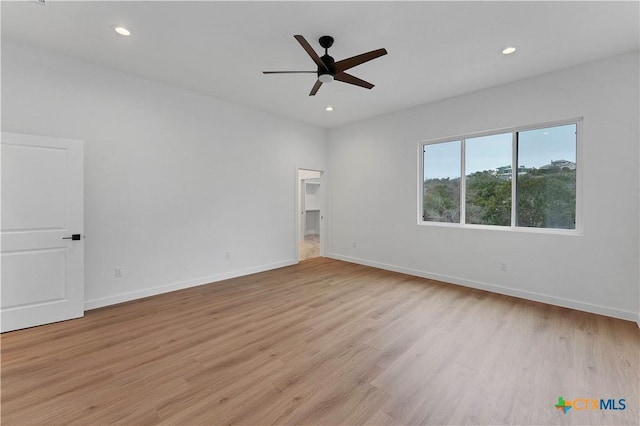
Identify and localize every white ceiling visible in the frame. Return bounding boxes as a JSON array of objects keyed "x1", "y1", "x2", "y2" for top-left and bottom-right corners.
[{"x1": 2, "y1": 1, "x2": 639, "y2": 128}]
